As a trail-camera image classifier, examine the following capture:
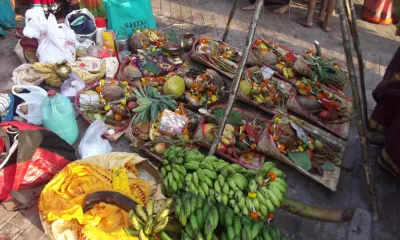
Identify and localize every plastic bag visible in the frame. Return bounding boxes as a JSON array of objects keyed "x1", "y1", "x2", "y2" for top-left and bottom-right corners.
[
  {"x1": 24, "y1": 9, "x2": 78, "y2": 63},
  {"x1": 79, "y1": 120, "x2": 112, "y2": 158},
  {"x1": 64, "y1": 9, "x2": 97, "y2": 42},
  {"x1": 12, "y1": 85, "x2": 47, "y2": 125},
  {"x1": 61, "y1": 73, "x2": 86, "y2": 98}
]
